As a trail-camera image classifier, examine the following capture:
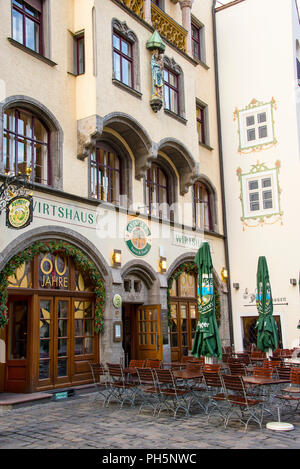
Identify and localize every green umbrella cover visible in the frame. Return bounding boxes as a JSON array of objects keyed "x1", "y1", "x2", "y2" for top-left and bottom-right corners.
[
  {"x1": 256, "y1": 256, "x2": 278, "y2": 352},
  {"x1": 191, "y1": 242, "x2": 222, "y2": 360}
]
